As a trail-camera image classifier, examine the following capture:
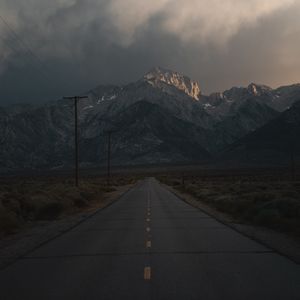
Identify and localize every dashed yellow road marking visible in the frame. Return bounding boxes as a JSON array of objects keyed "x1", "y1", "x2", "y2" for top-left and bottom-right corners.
[
  {"x1": 144, "y1": 267, "x2": 151, "y2": 280},
  {"x1": 146, "y1": 240, "x2": 152, "y2": 248}
]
